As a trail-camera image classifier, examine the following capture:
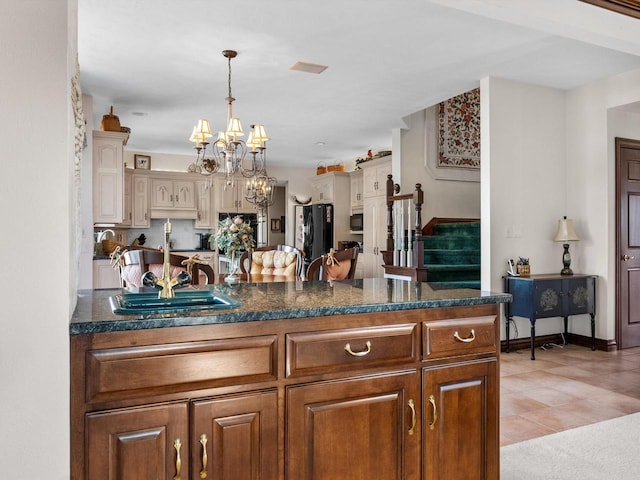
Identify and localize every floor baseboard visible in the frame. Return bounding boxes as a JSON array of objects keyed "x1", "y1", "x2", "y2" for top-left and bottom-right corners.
[{"x1": 500, "y1": 333, "x2": 616, "y2": 352}]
